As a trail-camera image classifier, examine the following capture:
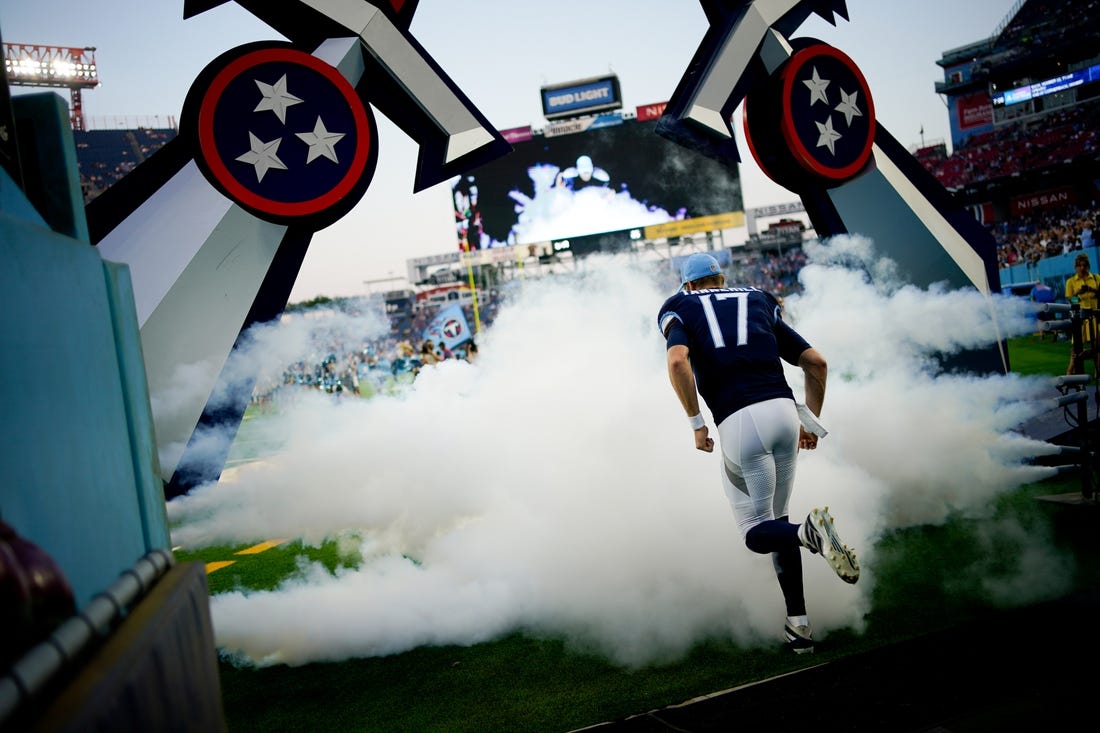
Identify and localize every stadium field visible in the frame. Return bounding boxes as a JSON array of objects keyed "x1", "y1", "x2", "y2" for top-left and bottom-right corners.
[{"x1": 175, "y1": 334, "x2": 1100, "y2": 732}]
